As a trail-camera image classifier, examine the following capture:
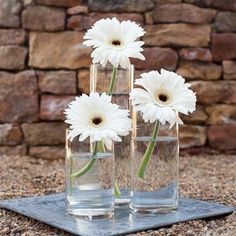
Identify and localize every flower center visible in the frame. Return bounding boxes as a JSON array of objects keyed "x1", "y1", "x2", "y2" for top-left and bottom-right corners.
[
  {"x1": 111, "y1": 40, "x2": 121, "y2": 46},
  {"x1": 89, "y1": 114, "x2": 105, "y2": 128},
  {"x1": 158, "y1": 94, "x2": 168, "y2": 102},
  {"x1": 92, "y1": 117, "x2": 102, "y2": 126},
  {"x1": 154, "y1": 90, "x2": 172, "y2": 106}
]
